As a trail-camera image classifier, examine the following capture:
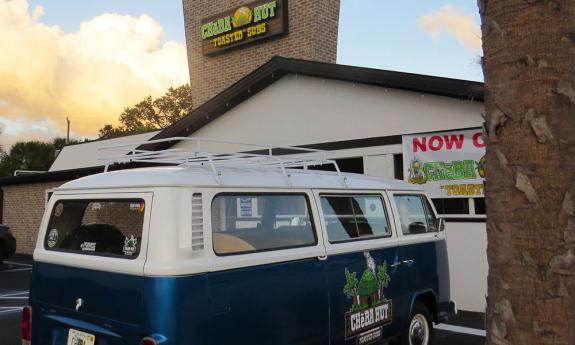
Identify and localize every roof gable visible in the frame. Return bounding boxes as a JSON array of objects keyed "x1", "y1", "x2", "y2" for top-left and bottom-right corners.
[{"x1": 142, "y1": 56, "x2": 484, "y2": 151}]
